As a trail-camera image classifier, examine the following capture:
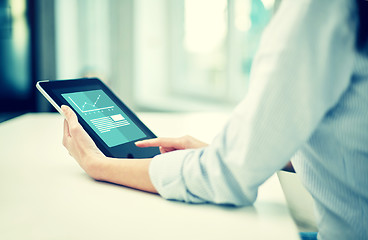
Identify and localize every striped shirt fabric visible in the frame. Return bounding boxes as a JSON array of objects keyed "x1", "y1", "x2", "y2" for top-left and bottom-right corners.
[{"x1": 149, "y1": 0, "x2": 368, "y2": 239}]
